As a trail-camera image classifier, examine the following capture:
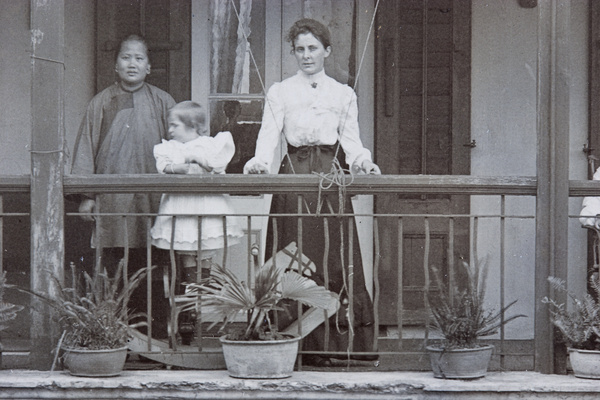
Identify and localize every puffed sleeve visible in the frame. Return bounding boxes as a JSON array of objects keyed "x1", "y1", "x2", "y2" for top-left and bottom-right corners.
[
  {"x1": 580, "y1": 196, "x2": 600, "y2": 227},
  {"x1": 580, "y1": 167, "x2": 600, "y2": 227},
  {"x1": 244, "y1": 83, "x2": 285, "y2": 172},
  {"x1": 338, "y1": 86, "x2": 372, "y2": 168},
  {"x1": 205, "y1": 131, "x2": 235, "y2": 174},
  {"x1": 153, "y1": 140, "x2": 173, "y2": 174}
]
